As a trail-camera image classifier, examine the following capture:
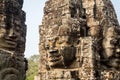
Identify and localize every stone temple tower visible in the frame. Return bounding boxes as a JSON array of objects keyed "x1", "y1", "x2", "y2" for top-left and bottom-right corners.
[
  {"x1": 39, "y1": 0, "x2": 120, "y2": 80},
  {"x1": 0, "y1": 0, "x2": 27, "y2": 80}
]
